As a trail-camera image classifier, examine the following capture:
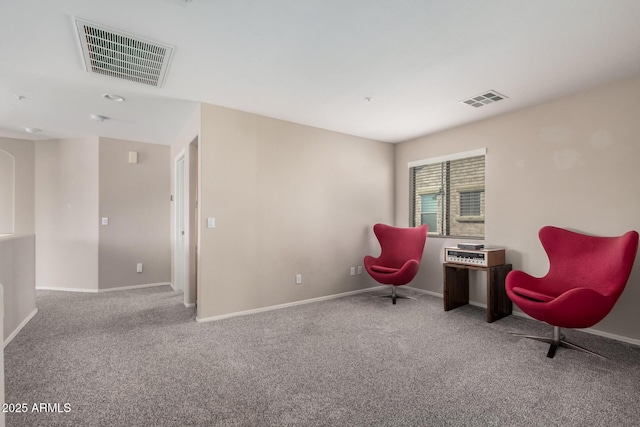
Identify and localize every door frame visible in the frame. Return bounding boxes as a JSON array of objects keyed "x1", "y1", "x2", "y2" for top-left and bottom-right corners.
[
  {"x1": 174, "y1": 151, "x2": 187, "y2": 293},
  {"x1": 173, "y1": 139, "x2": 199, "y2": 307}
]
